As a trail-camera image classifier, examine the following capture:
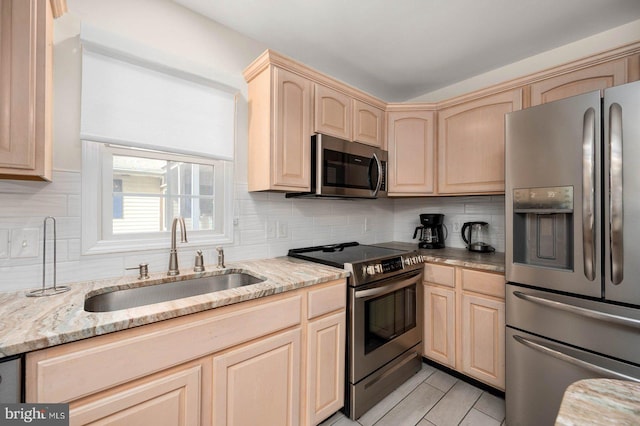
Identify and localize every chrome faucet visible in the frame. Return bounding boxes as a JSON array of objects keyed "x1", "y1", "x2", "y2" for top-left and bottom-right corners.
[
  {"x1": 216, "y1": 246, "x2": 225, "y2": 268},
  {"x1": 168, "y1": 217, "x2": 188, "y2": 276}
]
